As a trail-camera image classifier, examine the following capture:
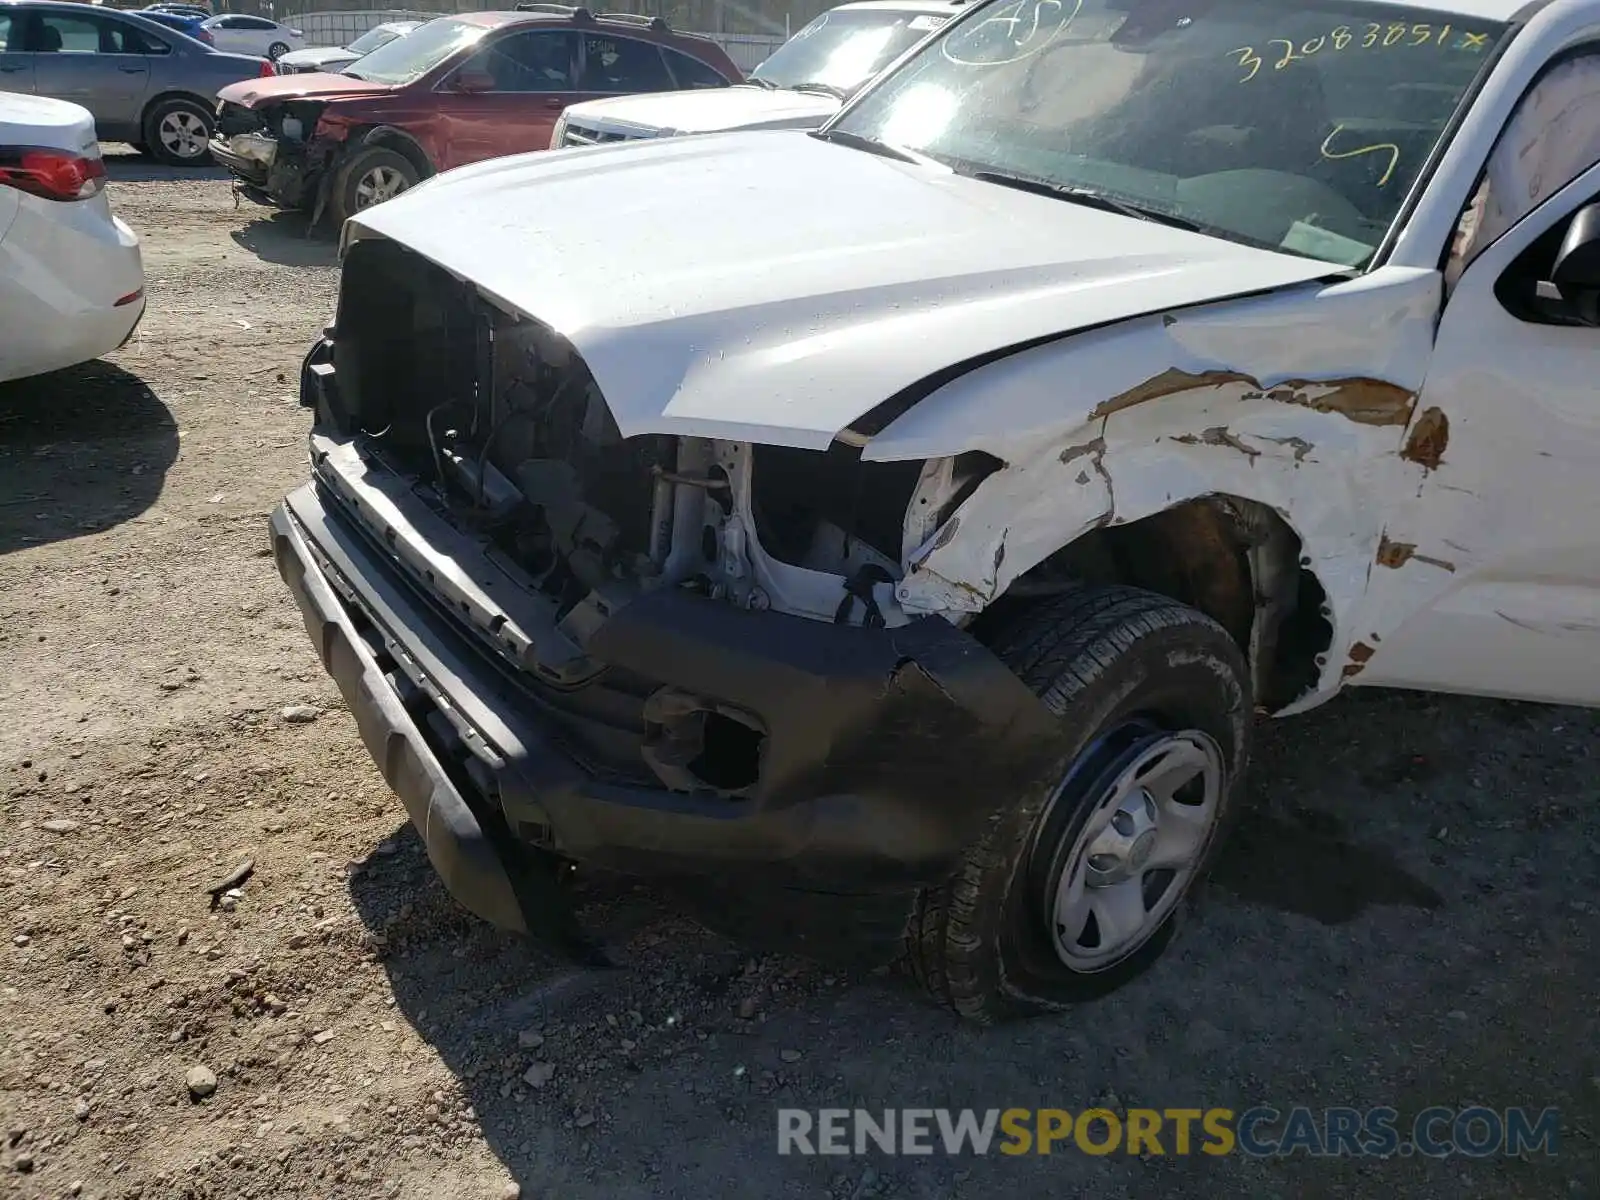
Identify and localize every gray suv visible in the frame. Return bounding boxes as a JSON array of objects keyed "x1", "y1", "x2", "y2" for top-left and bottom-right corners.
[{"x1": 0, "y1": 0, "x2": 271, "y2": 164}]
